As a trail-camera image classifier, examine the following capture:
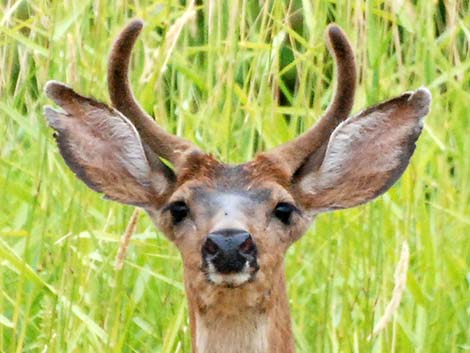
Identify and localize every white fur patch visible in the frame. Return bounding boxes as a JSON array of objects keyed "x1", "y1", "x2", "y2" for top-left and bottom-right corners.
[{"x1": 206, "y1": 262, "x2": 252, "y2": 287}]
